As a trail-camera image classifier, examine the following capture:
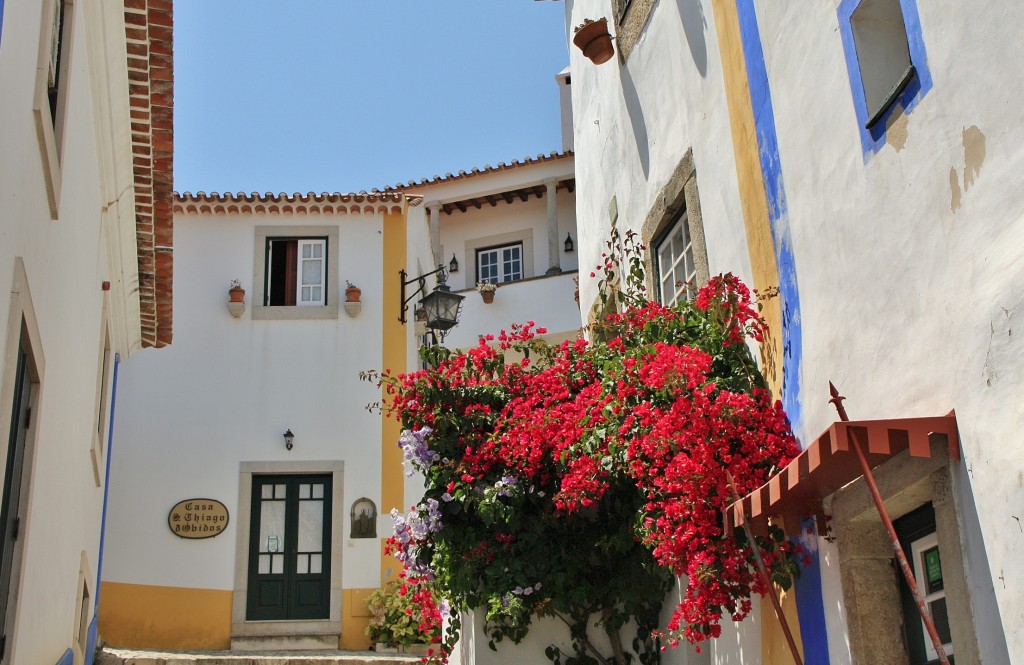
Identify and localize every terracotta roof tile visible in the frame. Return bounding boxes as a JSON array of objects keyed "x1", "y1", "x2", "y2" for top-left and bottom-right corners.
[
  {"x1": 376, "y1": 151, "x2": 573, "y2": 191},
  {"x1": 174, "y1": 191, "x2": 410, "y2": 216}
]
